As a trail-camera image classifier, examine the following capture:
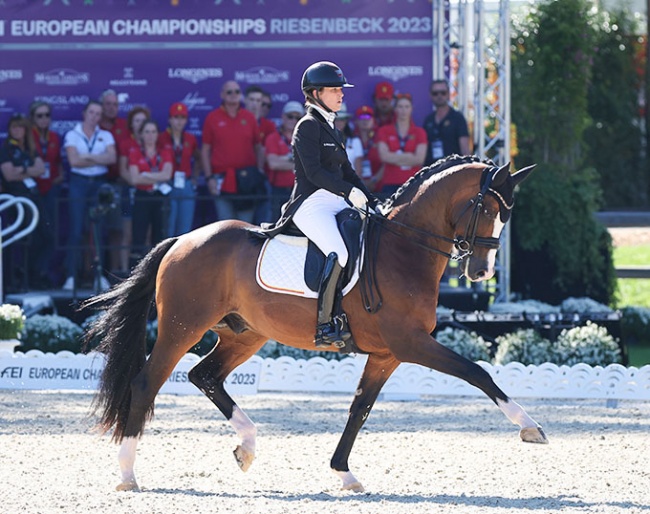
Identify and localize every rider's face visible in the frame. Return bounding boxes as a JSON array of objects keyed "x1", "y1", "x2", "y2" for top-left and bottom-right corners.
[{"x1": 317, "y1": 87, "x2": 344, "y2": 112}]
